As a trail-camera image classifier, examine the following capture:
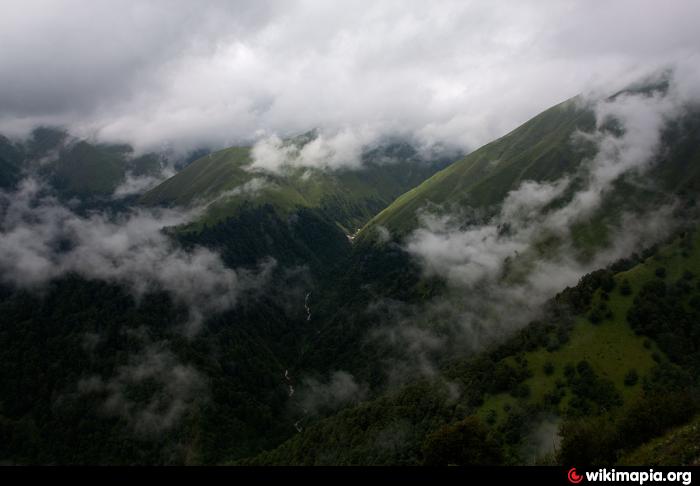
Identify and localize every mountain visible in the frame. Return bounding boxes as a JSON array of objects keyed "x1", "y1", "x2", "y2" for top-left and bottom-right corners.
[
  {"x1": 291, "y1": 82, "x2": 700, "y2": 381},
  {"x1": 142, "y1": 139, "x2": 454, "y2": 233},
  {"x1": 0, "y1": 127, "x2": 173, "y2": 198},
  {"x1": 141, "y1": 137, "x2": 455, "y2": 271},
  {"x1": 235, "y1": 78, "x2": 700, "y2": 466},
  {"x1": 360, "y1": 83, "x2": 700, "y2": 253},
  {"x1": 0, "y1": 133, "x2": 456, "y2": 465},
  {"x1": 2, "y1": 78, "x2": 700, "y2": 467},
  {"x1": 232, "y1": 82, "x2": 700, "y2": 465},
  {"x1": 363, "y1": 98, "x2": 597, "y2": 236}
]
